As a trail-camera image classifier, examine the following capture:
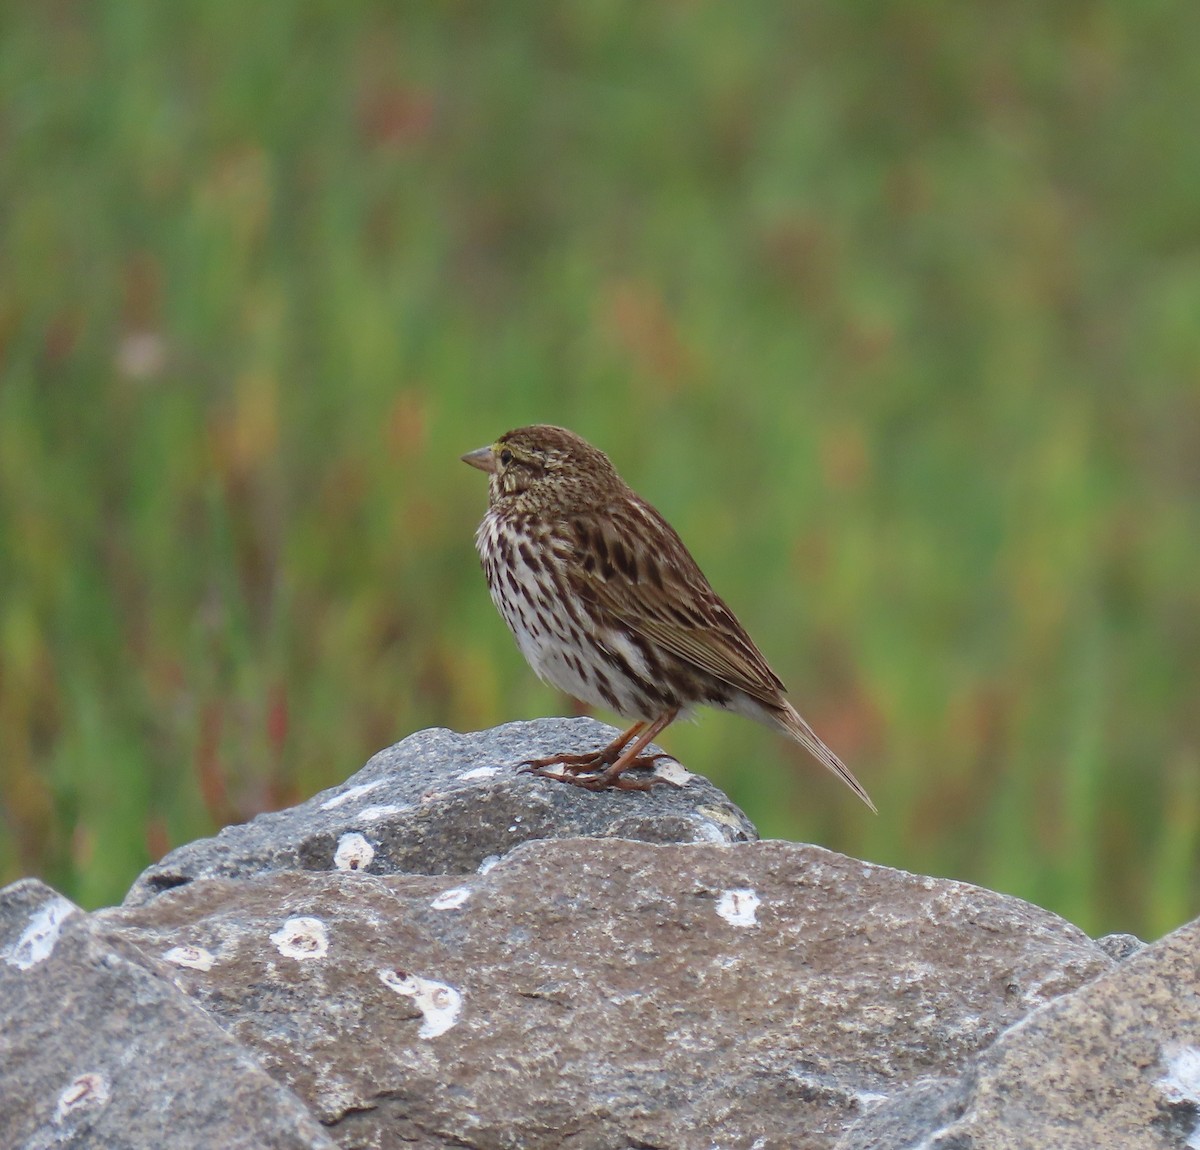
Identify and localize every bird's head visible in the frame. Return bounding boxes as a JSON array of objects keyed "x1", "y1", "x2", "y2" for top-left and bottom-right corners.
[{"x1": 461, "y1": 425, "x2": 620, "y2": 511}]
